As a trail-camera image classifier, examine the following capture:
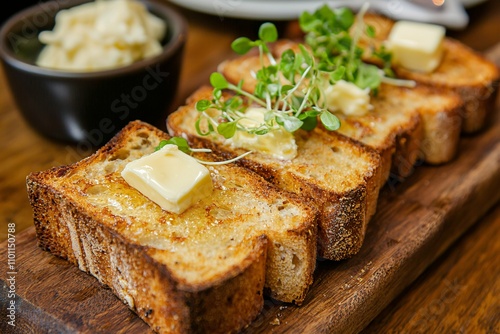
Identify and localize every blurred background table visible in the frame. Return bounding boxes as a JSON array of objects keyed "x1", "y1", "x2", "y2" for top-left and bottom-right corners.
[{"x1": 1, "y1": 0, "x2": 499, "y2": 332}]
